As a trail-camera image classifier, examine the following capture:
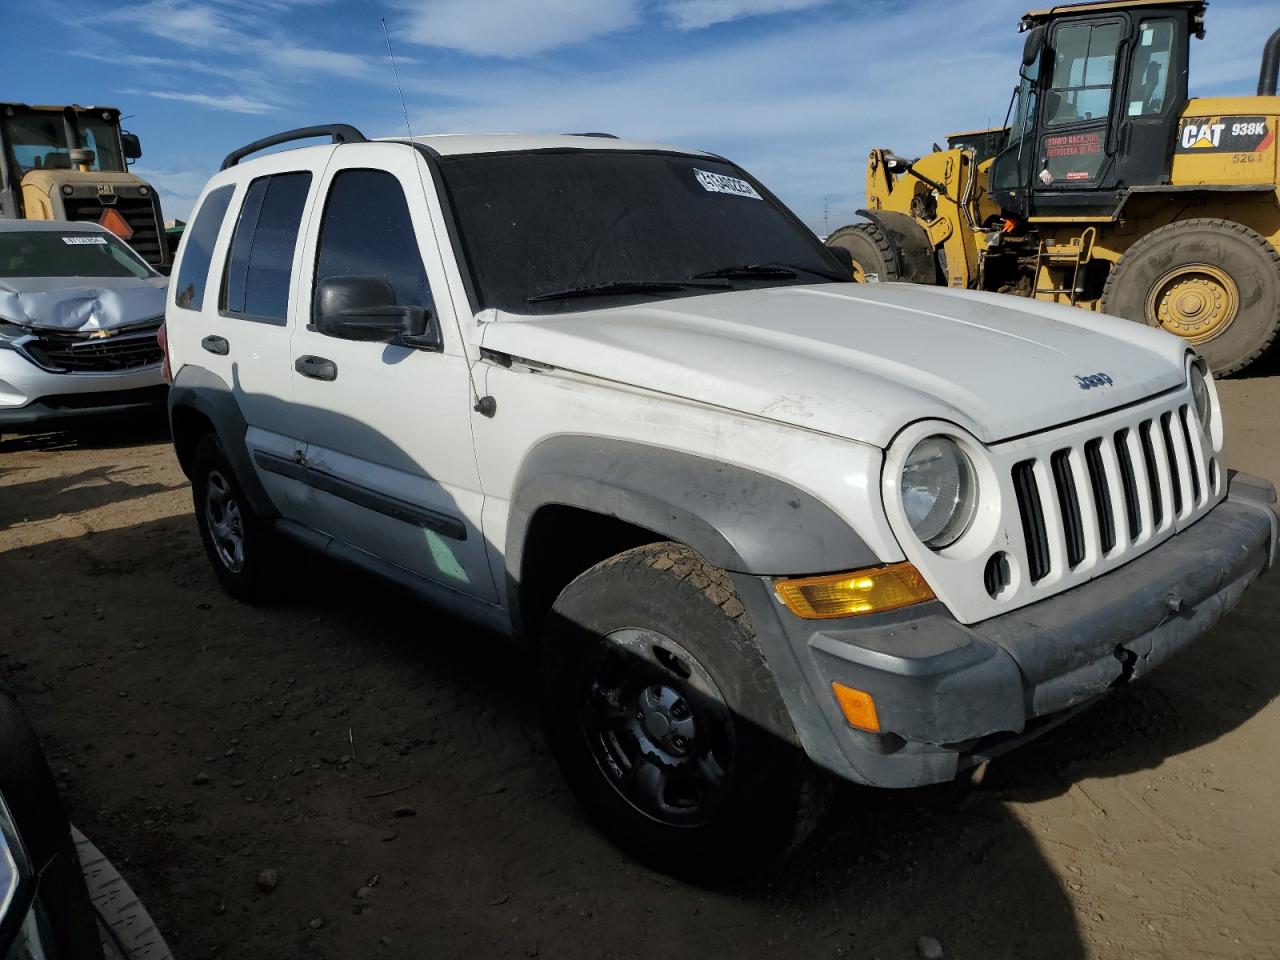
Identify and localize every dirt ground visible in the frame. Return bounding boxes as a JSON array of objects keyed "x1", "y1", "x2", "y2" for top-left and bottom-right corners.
[{"x1": 1, "y1": 376, "x2": 1278, "y2": 960}]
